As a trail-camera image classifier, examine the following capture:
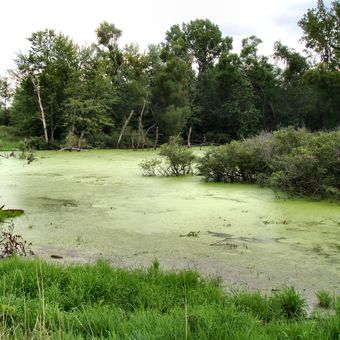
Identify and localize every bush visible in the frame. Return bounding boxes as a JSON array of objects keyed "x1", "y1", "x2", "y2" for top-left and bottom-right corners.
[
  {"x1": 198, "y1": 133, "x2": 273, "y2": 183},
  {"x1": 139, "y1": 158, "x2": 162, "y2": 176},
  {"x1": 139, "y1": 137, "x2": 196, "y2": 177},
  {"x1": 158, "y1": 138, "x2": 196, "y2": 176},
  {"x1": 269, "y1": 129, "x2": 340, "y2": 199},
  {"x1": 19, "y1": 136, "x2": 46, "y2": 151},
  {"x1": 198, "y1": 127, "x2": 340, "y2": 200}
]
